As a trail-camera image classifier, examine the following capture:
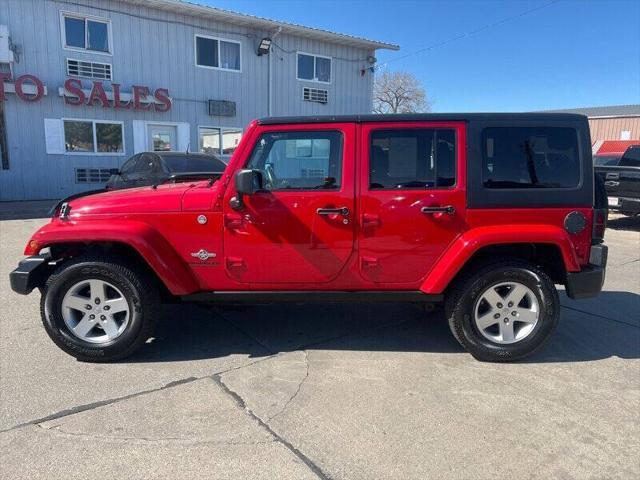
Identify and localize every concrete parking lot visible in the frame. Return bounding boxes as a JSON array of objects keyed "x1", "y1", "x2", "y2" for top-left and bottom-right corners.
[{"x1": 1, "y1": 213, "x2": 638, "y2": 479}]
